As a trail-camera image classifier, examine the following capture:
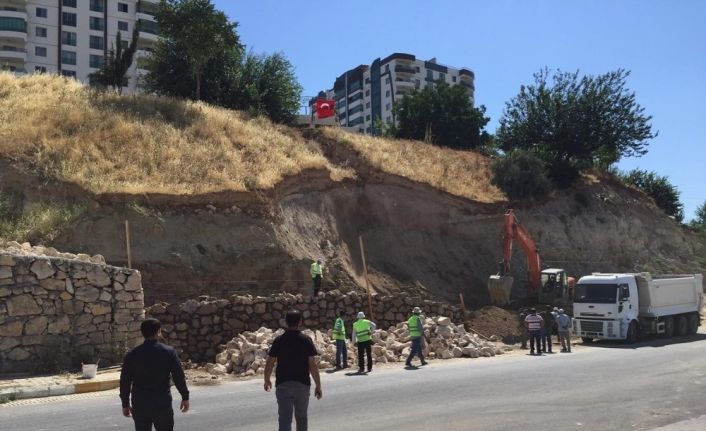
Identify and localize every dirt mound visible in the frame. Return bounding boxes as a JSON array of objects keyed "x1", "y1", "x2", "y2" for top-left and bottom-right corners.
[{"x1": 467, "y1": 306, "x2": 522, "y2": 343}]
